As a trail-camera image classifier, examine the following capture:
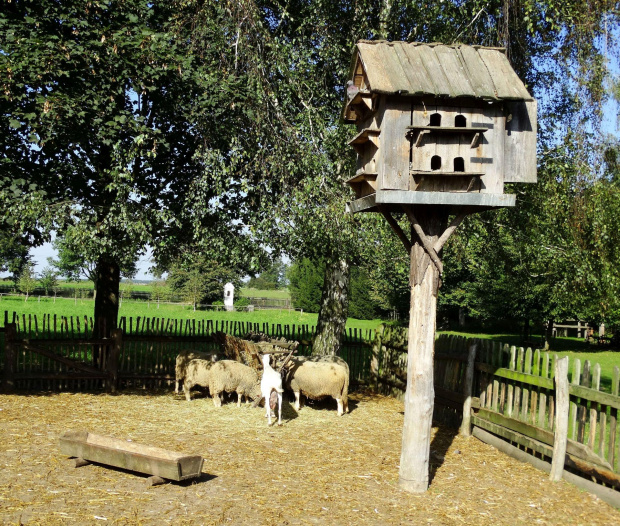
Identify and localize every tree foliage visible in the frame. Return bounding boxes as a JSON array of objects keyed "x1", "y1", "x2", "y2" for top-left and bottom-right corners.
[
  {"x1": 246, "y1": 258, "x2": 288, "y2": 290},
  {"x1": 167, "y1": 254, "x2": 241, "y2": 310},
  {"x1": 16, "y1": 262, "x2": 37, "y2": 301},
  {"x1": 51, "y1": 231, "x2": 138, "y2": 284},
  {"x1": 2, "y1": 0, "x2": 619, "y2": 338},
  {"x1": 287, "y1": 258, "x2": 325, "y2": 313},
  {"x1": 0, "y1": 0, "x2": 299, "y2": 330}
]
